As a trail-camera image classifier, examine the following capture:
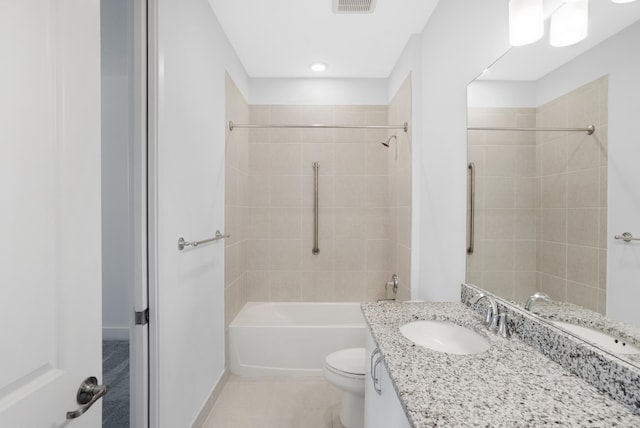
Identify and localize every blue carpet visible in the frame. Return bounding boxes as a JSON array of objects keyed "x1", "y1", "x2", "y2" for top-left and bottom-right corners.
[{"x1": 103, "y1": 340, "x2": 129, "y2": 427}]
